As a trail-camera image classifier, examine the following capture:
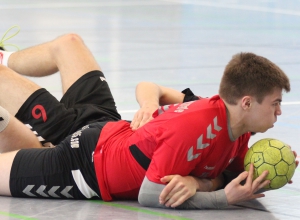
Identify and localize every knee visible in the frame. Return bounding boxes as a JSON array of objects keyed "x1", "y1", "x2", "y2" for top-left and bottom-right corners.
[
  {"x1": 59, "y1": 33, "x2": 84, "y2": 44},
  {"x1": 51, "y1": 33, "x2": 85, "y2": 53}
]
